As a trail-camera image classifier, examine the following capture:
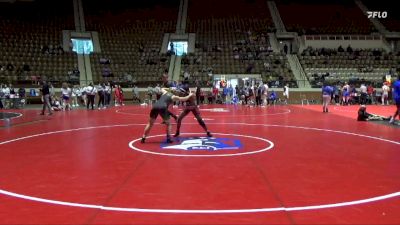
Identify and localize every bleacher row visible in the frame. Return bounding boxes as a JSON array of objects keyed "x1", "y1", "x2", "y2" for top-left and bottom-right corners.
[
  {"x1": 183, "y1": 0, "x2": 287, "y2": 86},
  {"x1": 0, "y1": 0, "x2": 76, "y2": 86},
  {"x1": 89, "y1": 25, "x2": 175, "y2": 86},
  {"x1": 299, "y1": 47, "x2": 400, "y2": 87},
  {"x1": 83, "y1": 0, "x2": 178, "y2": 86},
  {"x1": 277, "y1": 1, "x2": 377, "y2": 35},
  {"x1": 182, "y1": 15, "x2": 294, "y2": 86},
  {"x1": 0, "y1": 0, "x2": 399, "y2": 88}
]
